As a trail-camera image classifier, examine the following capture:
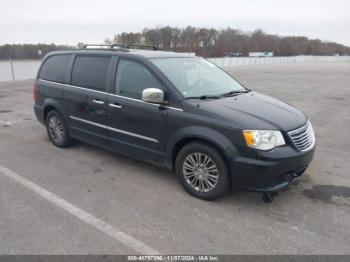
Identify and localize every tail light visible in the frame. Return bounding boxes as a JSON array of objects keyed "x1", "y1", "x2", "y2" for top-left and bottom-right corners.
[{"x1": 33, "y1": 82, "x2": 37, "y2": 102}]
